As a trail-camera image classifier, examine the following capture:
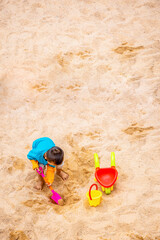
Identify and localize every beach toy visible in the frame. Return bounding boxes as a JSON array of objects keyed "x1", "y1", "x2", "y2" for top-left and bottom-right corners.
[
  {"x1": 36, "y1": 167, "x2": 63, "y2": 205},
  {"x1": 86, "y1": 184, "x2": 102, "y2": 207},
  {"x1": 94, "y1": 152, "x2": 118, "y2": 195}
]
